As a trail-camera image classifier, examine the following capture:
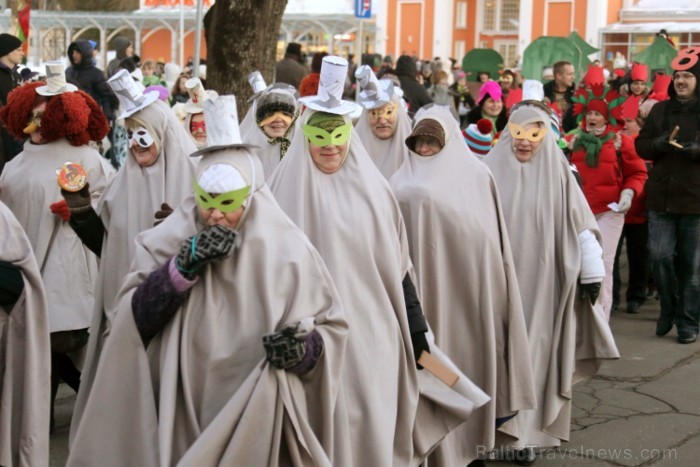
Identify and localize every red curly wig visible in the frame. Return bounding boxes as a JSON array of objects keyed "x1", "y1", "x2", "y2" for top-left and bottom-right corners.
[{"x1": 0, "y1": 83, "x2": 109, "y2": 146}]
